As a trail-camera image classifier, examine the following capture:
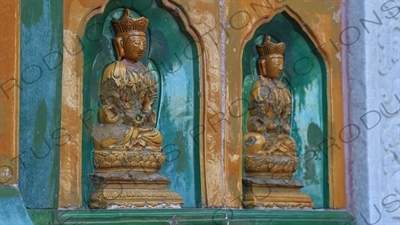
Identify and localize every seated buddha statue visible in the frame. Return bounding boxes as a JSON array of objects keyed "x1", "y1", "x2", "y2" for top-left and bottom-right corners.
[
  {"x1": 89, "y1": 9, "x2": 184, "y2": 209},
  {"x1": 244, "y1": 35, "x2": 296, "y2": 157},
  {"x1": 242, "y1": 36, "x2": 314, "y2": 209},
  {"x1": 92, "y1": 9, "x2": 162, "y2": 152}
]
